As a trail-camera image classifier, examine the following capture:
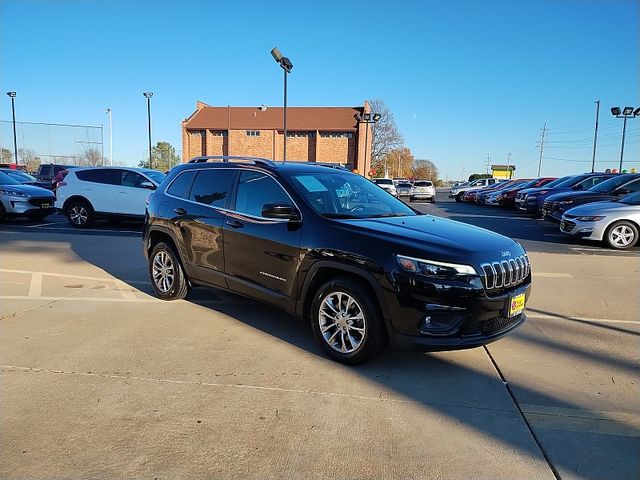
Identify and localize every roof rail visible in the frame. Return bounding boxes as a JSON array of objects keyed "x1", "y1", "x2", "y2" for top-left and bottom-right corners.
[
  {"x1": 280, "y1": 161, "x2": 349, "y2": 171},
  {"x1": 188, "y1": 155, "x2": 276, "y2": 167}
]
